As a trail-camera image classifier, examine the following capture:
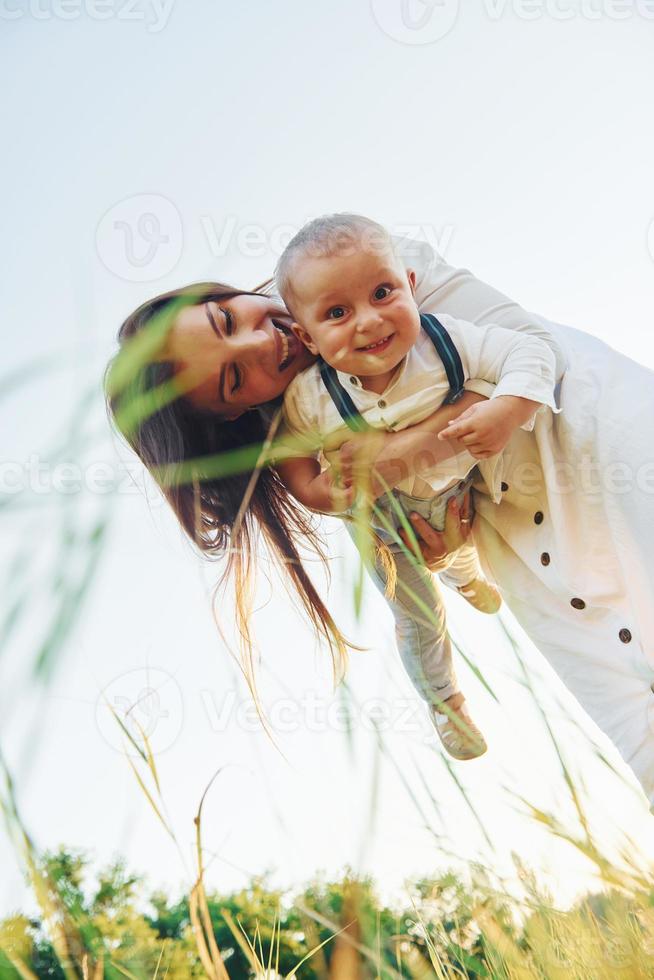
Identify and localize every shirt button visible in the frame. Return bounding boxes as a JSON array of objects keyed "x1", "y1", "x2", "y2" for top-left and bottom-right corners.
[
  {"x1": 534, "y1": 511, "x2": 544, "y2": 525},
  {"x1": 540, "y1": 552, "x2": 550, "y2": 566},
  {"x1": 571, "y1": 598, "x2": 586, "y2": 610},
  {"x1": 501, "y1": 482, "x2": 509, "y2": 492},
  {"x1": 378, "y1": 399, "x2": 387, "y2": 409},
  {"x1": 349, "y1": 376, "x2": 357, "y2": 385},
  {"x1": 619, "y1": 628, "x2": 632, "y2": 644}
]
